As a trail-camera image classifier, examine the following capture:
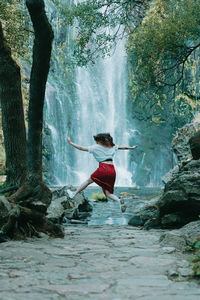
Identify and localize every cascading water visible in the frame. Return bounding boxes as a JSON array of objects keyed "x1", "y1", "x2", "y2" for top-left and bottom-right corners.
[
  {"x1": 44, "y1": 0, "x2": 133, "y2": 186},
  {"x1": 71, "y1": 39, "x2": 132, "y2": 186}
]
